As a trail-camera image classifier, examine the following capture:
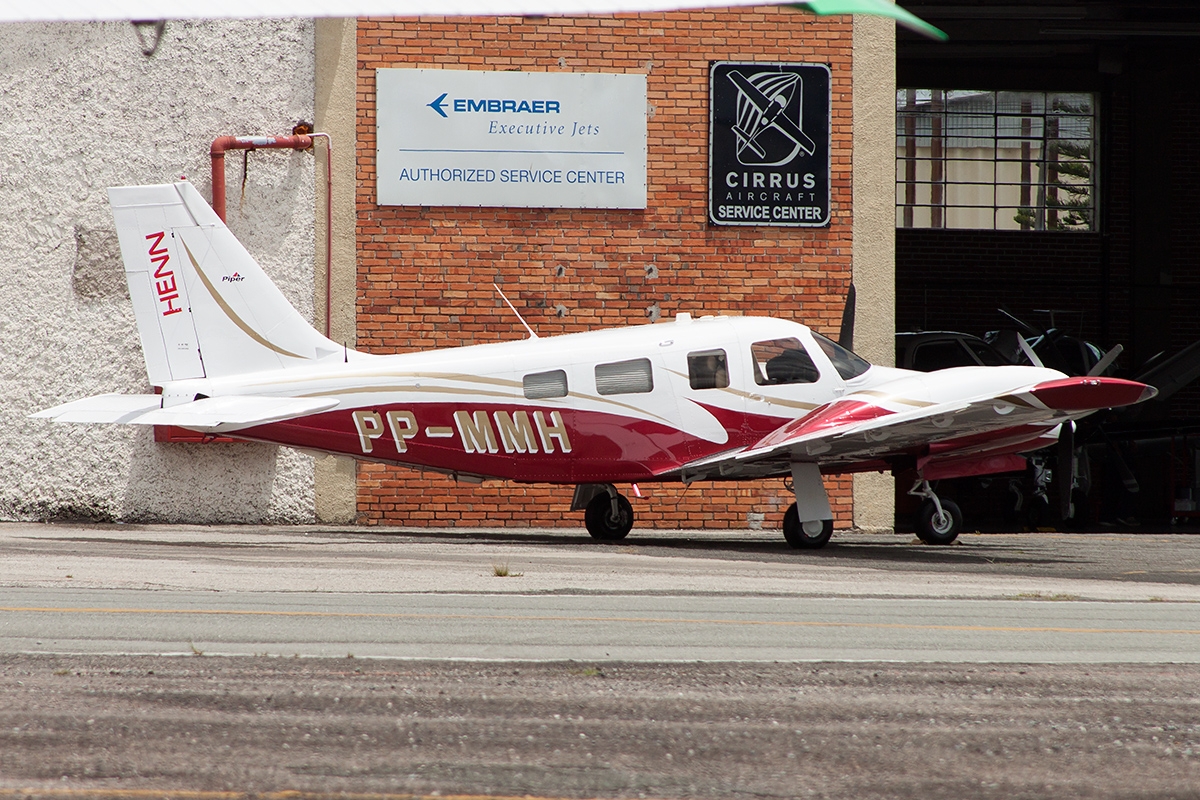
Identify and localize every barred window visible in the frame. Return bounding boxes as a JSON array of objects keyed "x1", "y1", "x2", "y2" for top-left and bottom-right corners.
[
  {"x1": 896, "y1": 90, "x2": 1096, "y2": 231},
  {"x1": 595, "y1": 358, "x2": 654, "y2": 396}
]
